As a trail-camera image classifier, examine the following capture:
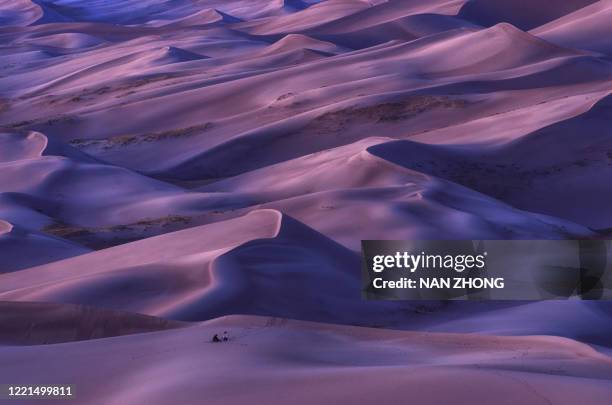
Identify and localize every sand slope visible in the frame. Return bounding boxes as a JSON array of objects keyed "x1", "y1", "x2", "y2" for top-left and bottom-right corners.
[
  {"x1": 0, "y1": 301, "x2": 184, "y2": 345},
  {"x1": 458, "y1": 0, "x2": 598, "y2": 30},
  {"x1": 0, "y1": 210, "x2": 414, "y2": 324},
  {"x1": 0, "y1": 220, "x2": 90, "y2": 273},
  {"x1": 369, "y1": 92, "x2": 612, "y2": 228},
  {"x1": 533, "y1": 0, "x2": 612, "y2": 55},
  {"x1": 2, "y1": 315, "x2": 612, "y2": 405}
]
